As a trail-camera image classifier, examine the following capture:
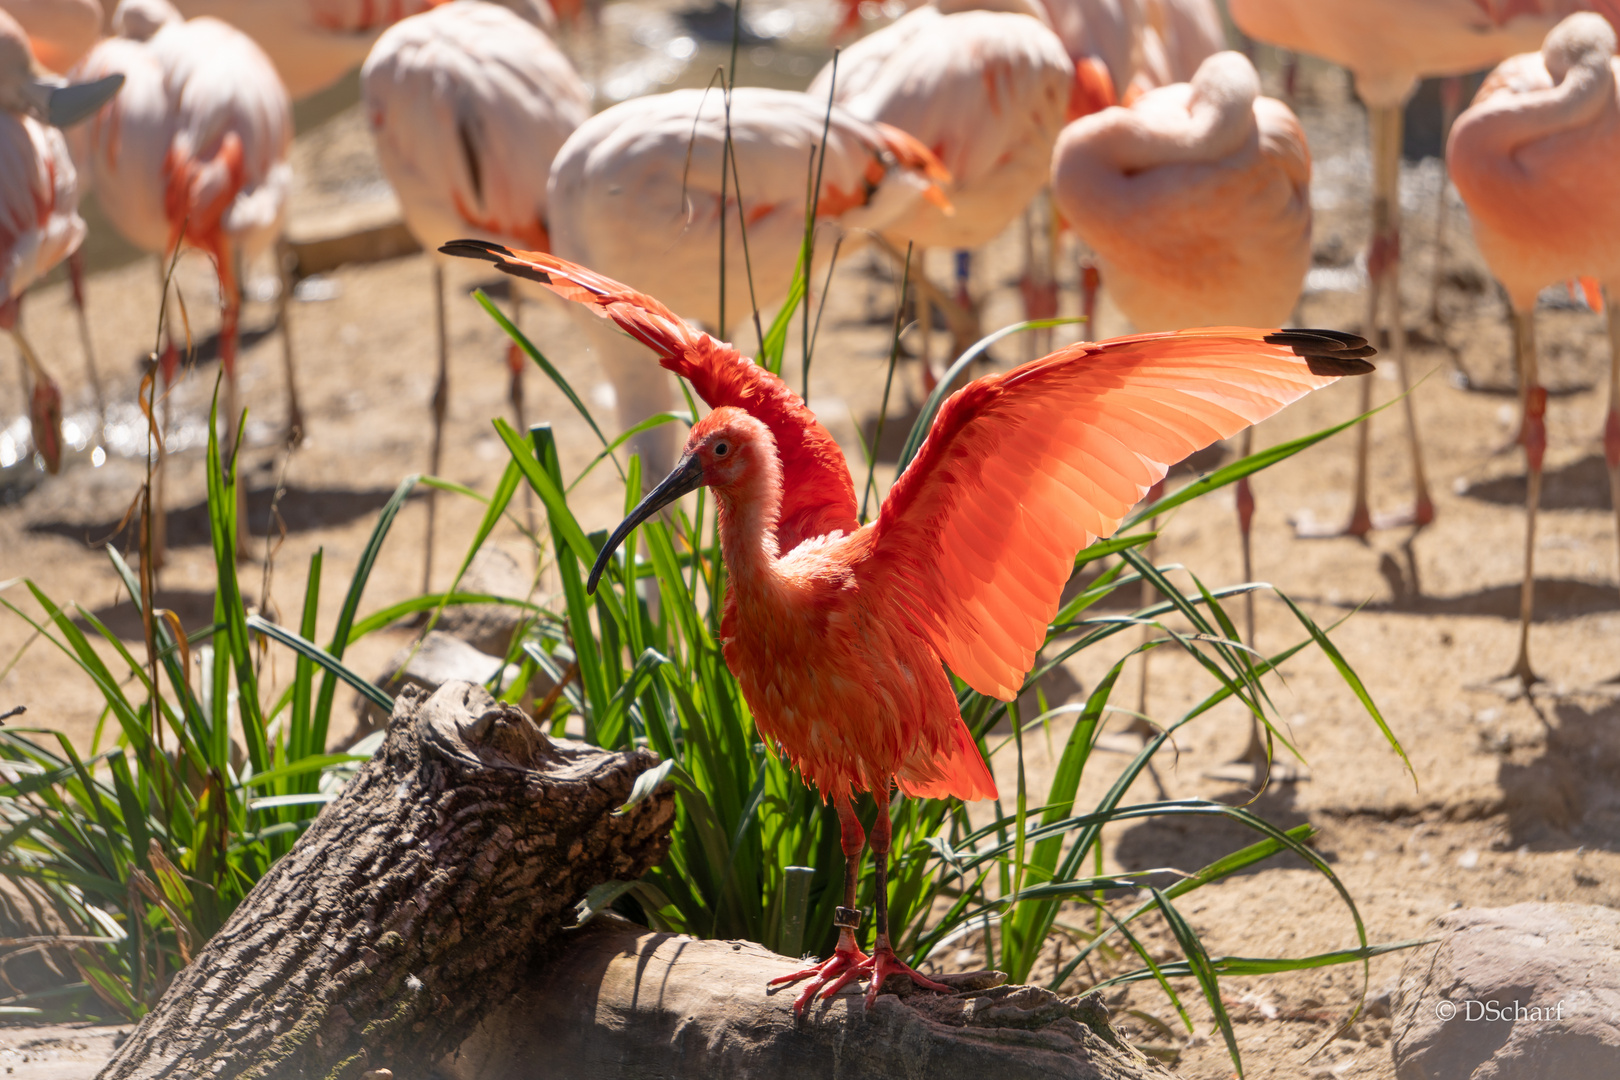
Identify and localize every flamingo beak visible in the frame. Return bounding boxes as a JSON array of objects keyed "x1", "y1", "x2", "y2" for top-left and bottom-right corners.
[
  {"x1": 24, "y1": 73, "x2": 125, "y2": 129},
  {"x1": 586, "y1": 452, "x2": 706, "y2": 594}
]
